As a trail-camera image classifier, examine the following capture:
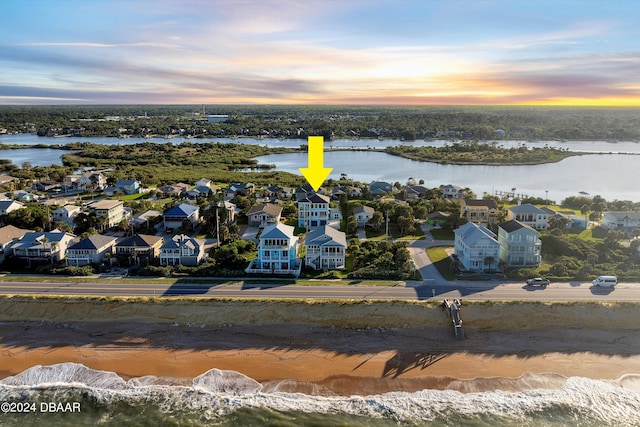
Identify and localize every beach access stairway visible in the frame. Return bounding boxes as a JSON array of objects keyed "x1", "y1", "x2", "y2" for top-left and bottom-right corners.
[{"x1": 443, "y1": 298, "x2": 465, "y2": 340}]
